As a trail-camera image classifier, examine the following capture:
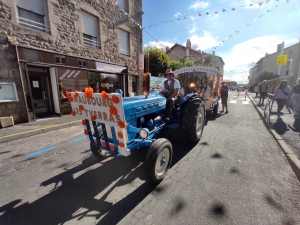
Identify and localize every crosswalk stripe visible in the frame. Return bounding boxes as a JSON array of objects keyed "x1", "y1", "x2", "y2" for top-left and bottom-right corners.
[{"x1": 230, "y1": 100, "x2": 237, "y2": 103}]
